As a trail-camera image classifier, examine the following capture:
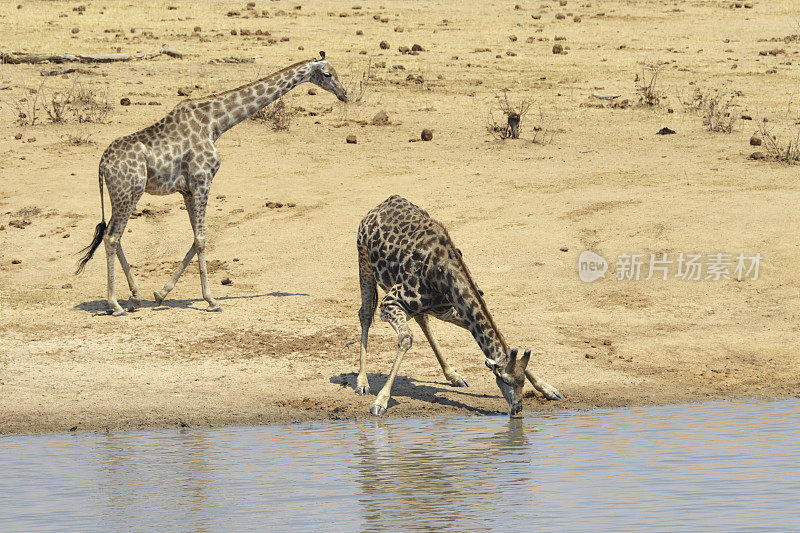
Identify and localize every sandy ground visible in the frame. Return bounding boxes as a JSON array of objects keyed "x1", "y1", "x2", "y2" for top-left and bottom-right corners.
[{"x1": 1, "y1": 0, "x2": 799, "y2": 435}]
